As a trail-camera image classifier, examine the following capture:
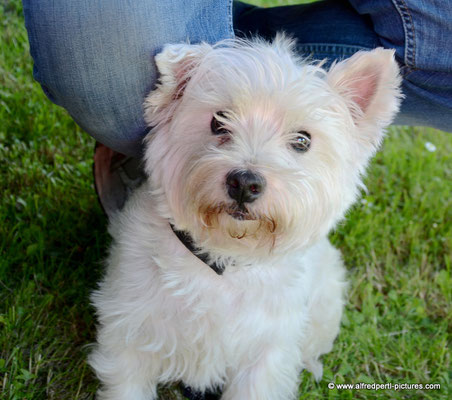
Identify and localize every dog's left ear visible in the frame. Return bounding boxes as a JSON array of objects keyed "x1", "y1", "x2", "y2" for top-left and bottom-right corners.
[
  {"x1": 144, "y1": 43, "x2": 211, "y2": 126},
  {"x1": 327, "y1": 48, "x2": 402, "y2": 149}
]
